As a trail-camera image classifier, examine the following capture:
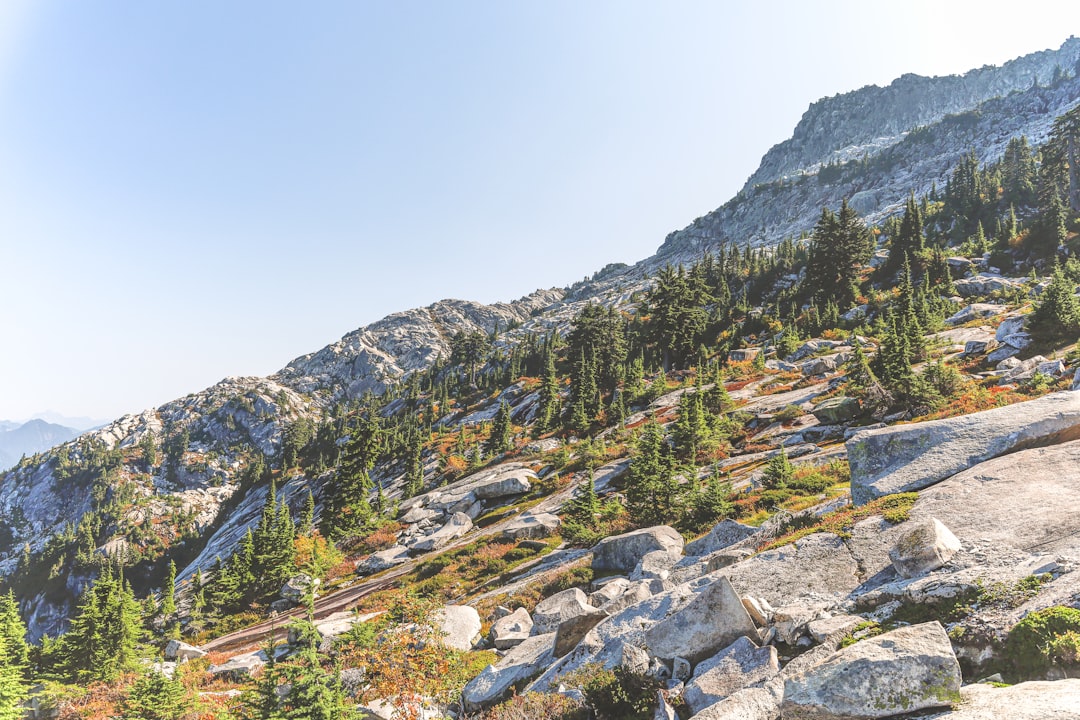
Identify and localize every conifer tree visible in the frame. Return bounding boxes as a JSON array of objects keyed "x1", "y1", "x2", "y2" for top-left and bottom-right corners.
[
  {"x1": 672, "y1": 390, "x2": 710, "y2": 463},
  {"x1": 123, "y1": 668, "x2": 190, "y2": 720},
  {"x1": 0, "y1": 633, "x2": 27, "y2": 720},
  {"x1": 161, "y1": 560, "x2": 177, "y2": 619},
  {"x1": 322, "y1": 416, "x2": 381, "y2": 540},
  {"x1": 61, "y1": 564, "x2": 143, "y2": 683},
  {"x1": 1032, "y1": 262, "x2": 1080, "y2": 339},
  {"x1": 691, "y1": 468, "x2": 733, "y2": 528},
  {"x1": 625, "y1": 421, "x2": 678, "y2": 526},
  {"x1": 402, "y1": 437, "x2": 424, "y2": 499},
  {"x1": 761, "y1": 446, "x2": 793, "y2": 490},
  {"x1": 300, "y1": 489, "x2": 316, "y2": 535},
  {"x1": 565, "y1": 472, "x2": 599, "y2": 529},
  {"x1": 535, "y1": 350, "x2": 561, "y2": 435},
  {"x1": 805, "y1": 200, "x2": 873, "y2": 310},
  {"x1": 0, "y1": 592, "x2": 27, "y2": 672},
  {"x1": 485, "y1": 402, "x2": 513, "y2": 456}
]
